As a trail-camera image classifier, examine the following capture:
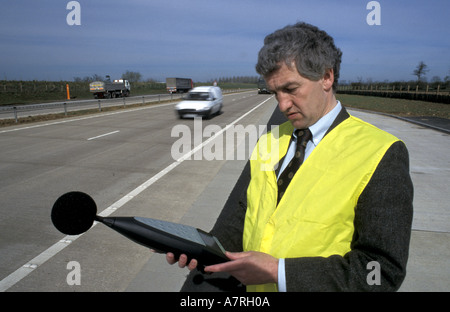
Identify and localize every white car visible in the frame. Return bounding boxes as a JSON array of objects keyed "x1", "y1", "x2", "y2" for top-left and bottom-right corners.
[{"x1": 175, "y1": 86, "x2": 223, "y2": 119}]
